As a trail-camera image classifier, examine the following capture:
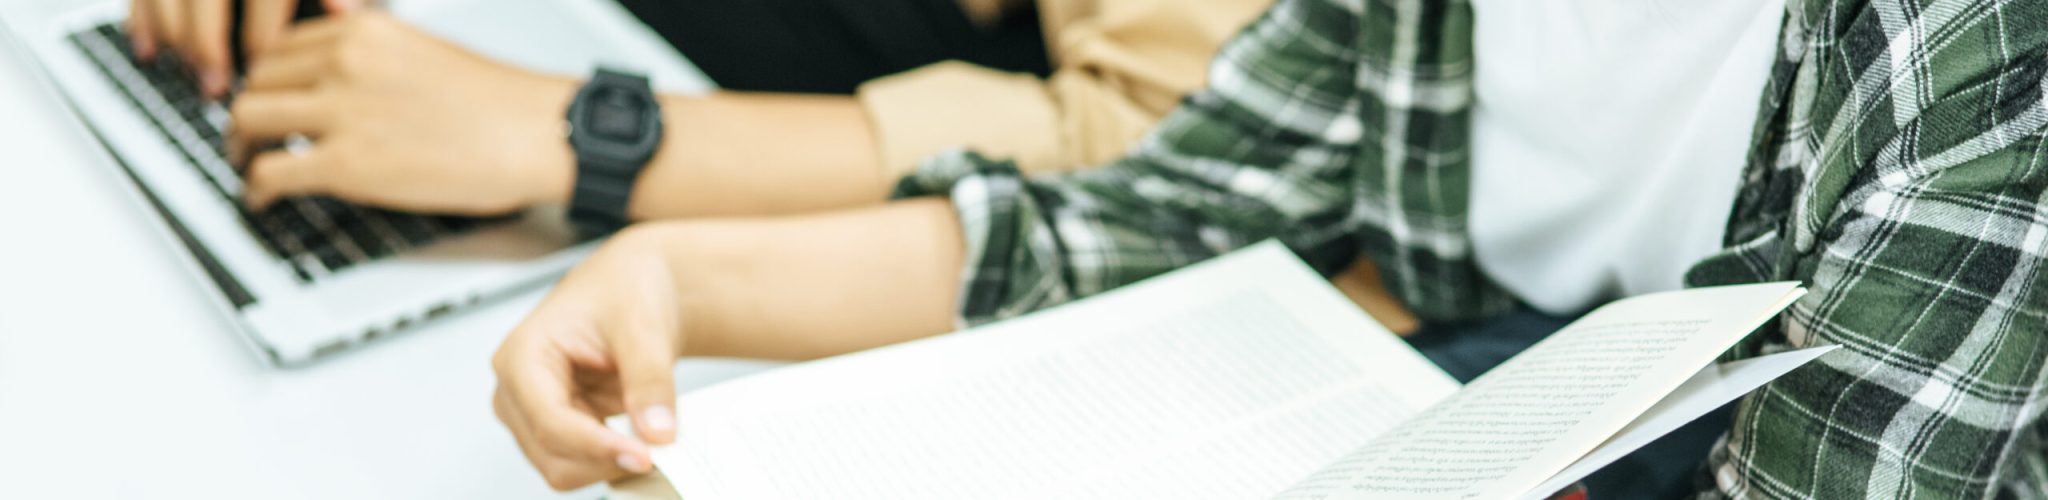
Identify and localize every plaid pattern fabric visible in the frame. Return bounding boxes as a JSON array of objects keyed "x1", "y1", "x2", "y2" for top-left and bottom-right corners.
[
  {"x1": 894, "y1": 0, "x2": 2048, "y2": 497},
  {"x1": 1687, "y1": 0, "x2": 2048, "y2": 497},
  {"x1": 898, "y1": 0, "x2": 1516, "y2": 323}
]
